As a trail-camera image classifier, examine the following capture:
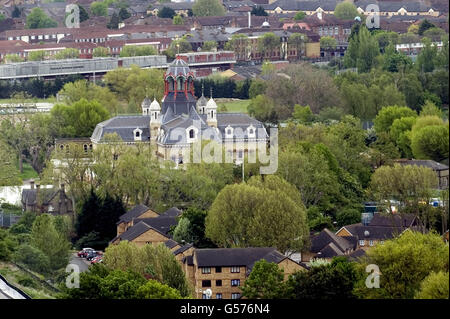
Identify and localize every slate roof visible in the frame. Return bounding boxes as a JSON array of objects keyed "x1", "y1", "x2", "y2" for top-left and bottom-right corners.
[
  {"x1": 173, "y1": 244, "x2": 194, "y2": 255},
  {"x1": 160, "y1": 207, "x2": 182, "y2": 217},
  {"x1": 369, "y1": 213, "x2": 416, "y2": 228},
  {"x1": 118, "y1": 204, "x2": 150, "y2": 223},
  {"x1": 263, "y1": 0, "x2": 339, "y2": 11},
  {"x1": 195, "y1": 247, "x2": 288, "y2": 268},
  {"x1": 342, "y1": 223, "x2": 407, "y2": 240},
  {"x1": 91, "y1": 115, "x2": 151, "y2": 143},
  {"x1": 310, "y1": 228, "x2": 356, "y2": 253},
  {"x1": 114, "y1": 221, "x2": 152, "y2": 242},
  {"x1": 354, "y1": 1, "x2": 435, "y2": 12},
  {"x1": 317, "y1": 242, "x2": 345, "y2": 258},
  {"x1": 134, "y1": 215, "x2": 178, "y2": 237},
  {"x1": 346, "y1": 249, "x2": 366, "y2": 261},
  {"x1": 164, "y1": 239, "x2": 180, "y2": 249},
  {"x1": 21, "y1": 188, "x2": 61, "y2": 206}
]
